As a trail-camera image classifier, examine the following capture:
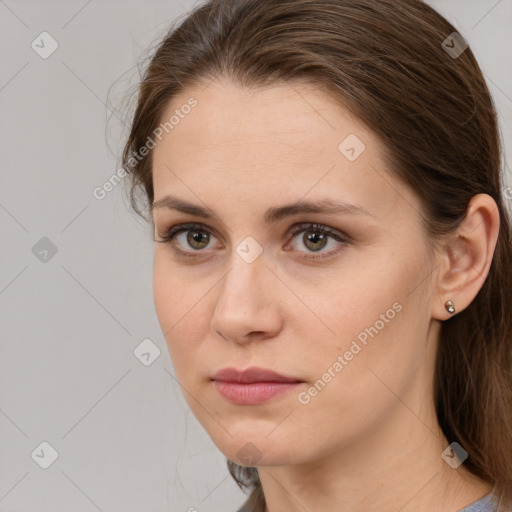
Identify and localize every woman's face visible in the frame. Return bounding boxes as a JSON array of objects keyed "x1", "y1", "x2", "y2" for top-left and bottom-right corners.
[{"x1": 151, "y1": 78, "x2": 441, "y2": 467}]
